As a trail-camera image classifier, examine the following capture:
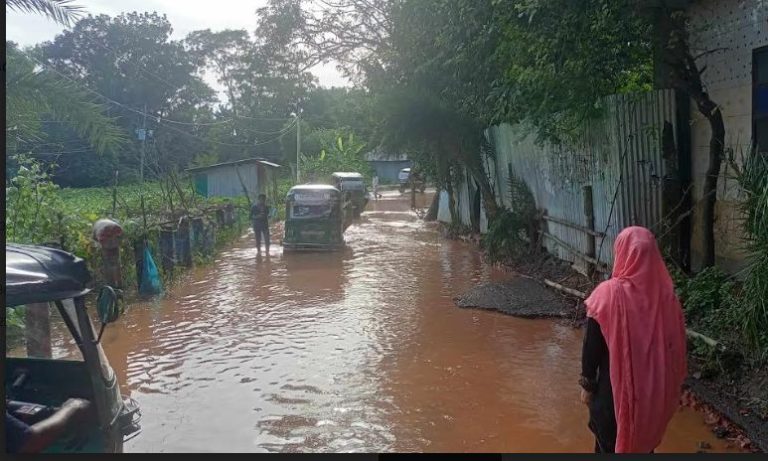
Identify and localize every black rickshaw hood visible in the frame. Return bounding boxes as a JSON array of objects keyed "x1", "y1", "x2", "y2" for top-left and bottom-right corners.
[{"x1": 5, "y1": 244, "x2": 91, "y2": 307}]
